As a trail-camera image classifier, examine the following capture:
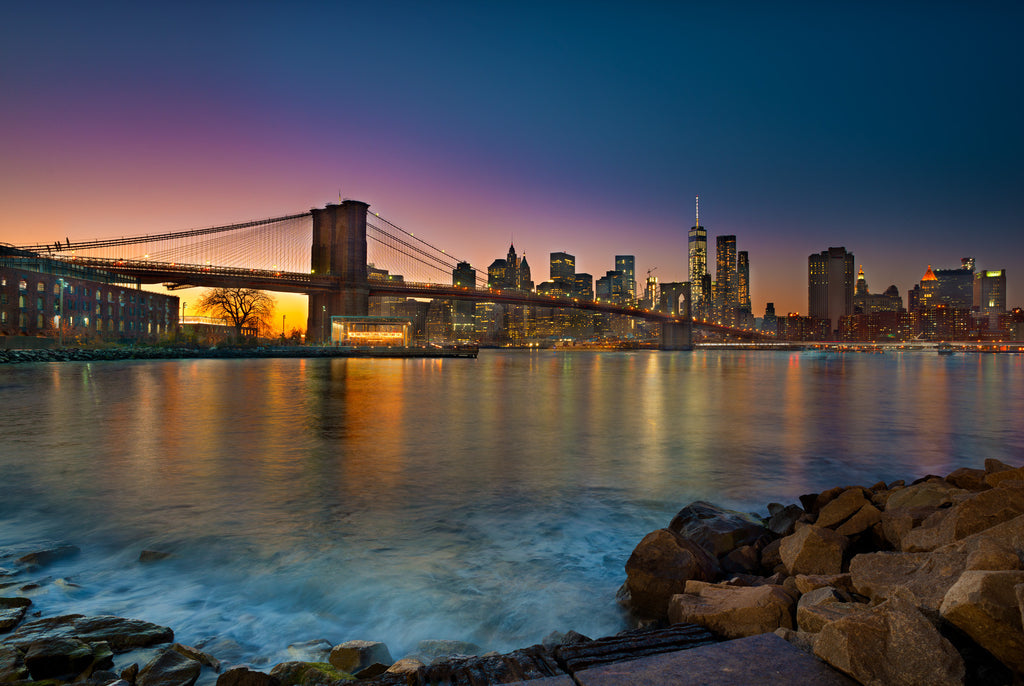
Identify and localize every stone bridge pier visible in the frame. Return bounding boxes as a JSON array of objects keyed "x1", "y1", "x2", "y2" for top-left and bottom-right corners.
[
  {"x1": 660, "y1": 282, "x2": 693, "y2": 350},
  {"x1": 307, "y1": 200, "x2": 369, "y2": 343}
]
